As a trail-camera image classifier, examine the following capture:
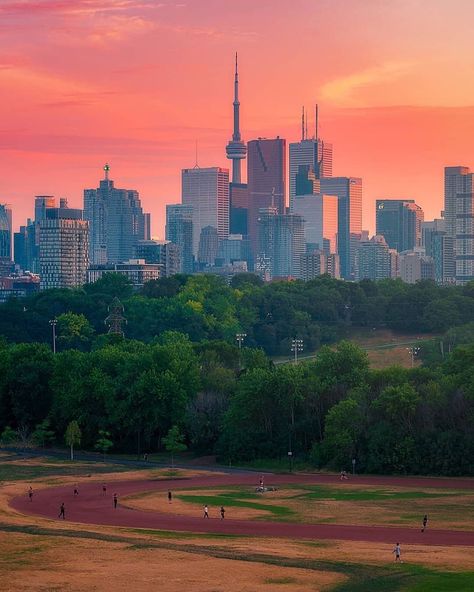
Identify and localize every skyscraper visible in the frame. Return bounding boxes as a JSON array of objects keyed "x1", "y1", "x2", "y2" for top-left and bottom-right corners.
[
  {"x1": 355, "y1": 235, "x2": 391, "y2": 281},
  {"x1": 375, "y1": 199, "x2": 424, "y2": 252},
  {"x1": 320, "y1": 177, "x2": 362, "y2": 279},
  {"x1": 455, "y1": 187, "x2": 474, "y2": 284},
  {"x1": 289, "y1": 106, "x2": 333, "y2": 211},
  {"x1": 0, "y1": 204, "x2": 12, "y2": 260},
  {"x1": 226, "y1": 54, "x2": 246, "y2": 185},
  {"x1": 84, "y1": 164, "x2": 150, "y2": 265},
  {"x1": 247, "y1": 138, "x2": 286, "y2": 253},
  {"x1": 444, "y1": 167, "x2": 473, "y2": 239},
  {"x1": 165, "y1": 204, "x2": 194, "y2": 274},
  {"x1": 181, "y1": 167, "x2": 229, "y2": 257},
  {"x1": 198, "y1": 225, "x2": 219, "y2": 267},
  {"x1": 39, "y1": 199, "x2": 89, "y2": 289},
  {"x1": 293, "y1": 192, "x2": 338, "y2": 254},
  {"x1": 257, "y1": 209, "x2": 305, "y2": 279}
]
